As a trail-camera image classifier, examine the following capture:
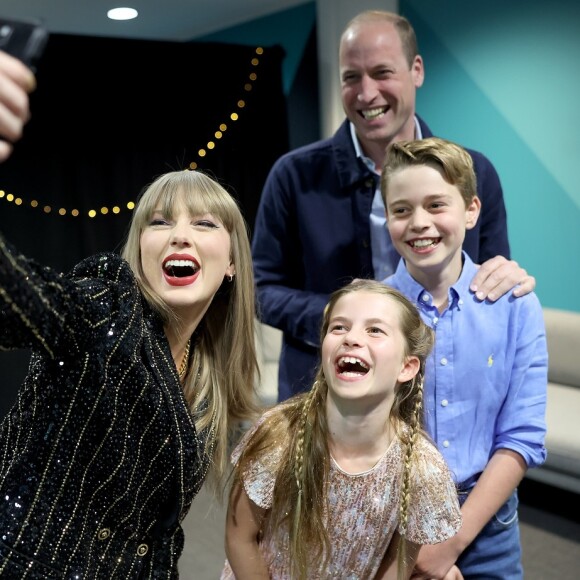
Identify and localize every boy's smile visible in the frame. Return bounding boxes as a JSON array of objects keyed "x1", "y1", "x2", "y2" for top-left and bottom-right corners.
[{"x1": 385, "y1": 164, "x2": 480, "y2": 290}]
